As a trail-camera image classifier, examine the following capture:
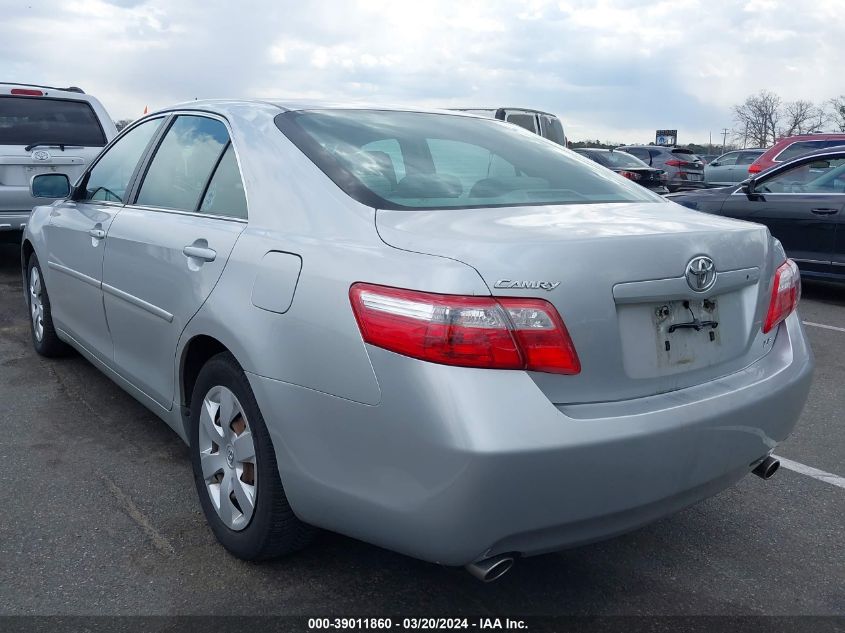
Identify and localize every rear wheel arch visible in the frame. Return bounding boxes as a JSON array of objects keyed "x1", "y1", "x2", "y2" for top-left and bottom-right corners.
[{"x1": 180, "y1": 335, "x2": 233, "y2": 411}]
